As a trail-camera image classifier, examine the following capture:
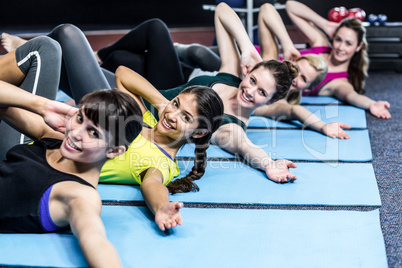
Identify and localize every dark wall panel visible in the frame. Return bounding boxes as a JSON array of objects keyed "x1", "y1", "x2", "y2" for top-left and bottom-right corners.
[{"x1": 1, "y1": 0, "x2": 399, "y2": 32}]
